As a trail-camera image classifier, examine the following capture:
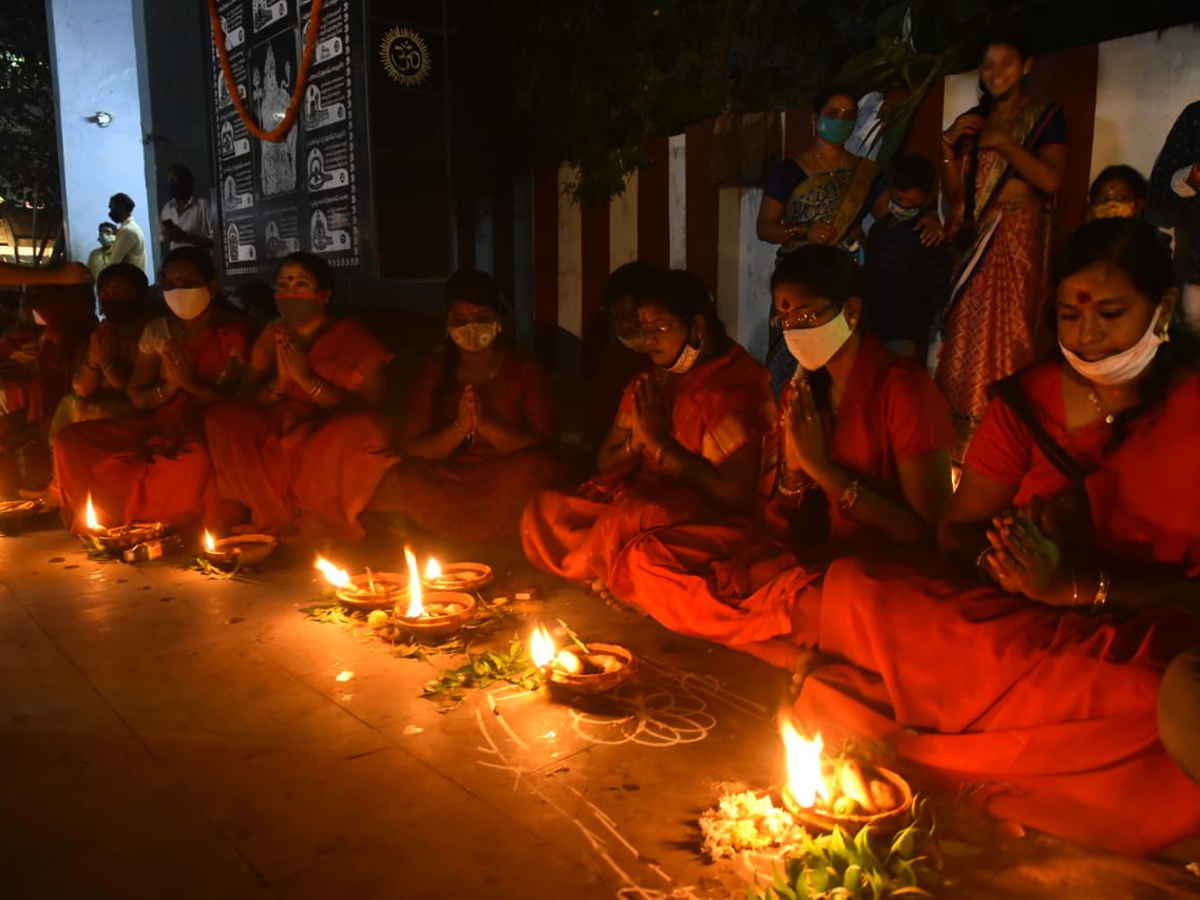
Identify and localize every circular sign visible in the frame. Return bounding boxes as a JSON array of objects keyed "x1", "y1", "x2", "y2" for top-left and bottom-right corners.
[{"x1": 379, "y1": 26, "x2": 431, "y2": 87}]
